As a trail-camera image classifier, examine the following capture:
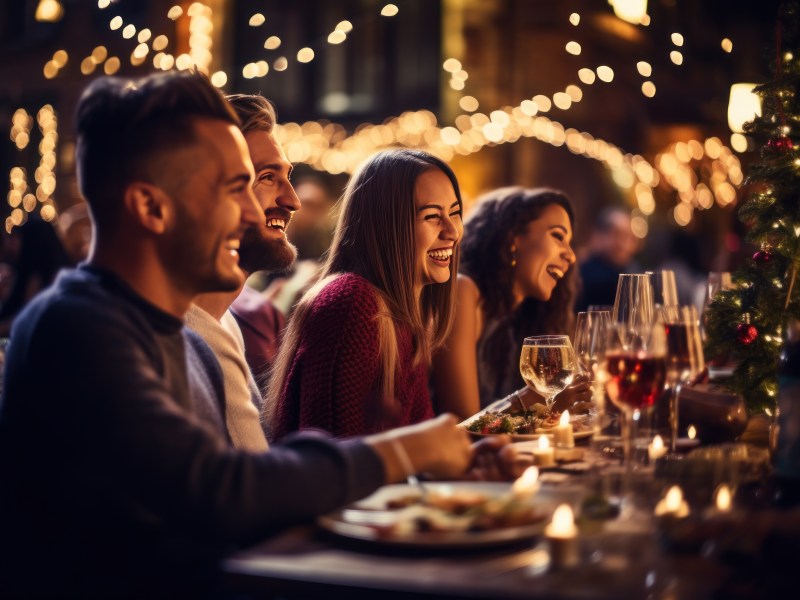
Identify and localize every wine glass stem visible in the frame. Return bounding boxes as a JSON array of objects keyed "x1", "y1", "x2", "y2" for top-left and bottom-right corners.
[
  {"x1": 670, "y1": 384, "x2": 681, "y2": 454},
  {"x1": 621, "y1": 410, "x2": 632, "y2": 468}
]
